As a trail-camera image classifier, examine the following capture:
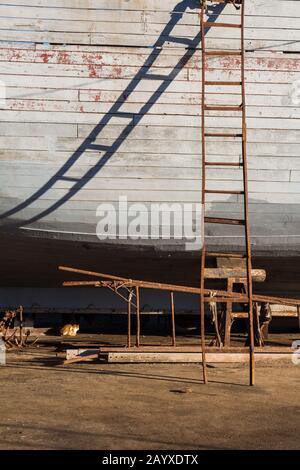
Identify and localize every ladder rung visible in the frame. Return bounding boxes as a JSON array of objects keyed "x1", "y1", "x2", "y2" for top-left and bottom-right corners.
[
  {"x1": 205, "y1": 105, "x2": 243, "y2": 111},
  {"x1": 205, "y1": 190, "x2": 244, "y2": 194},
  {"x1": 205, "y1": 252, "x2": 246, "y2": 259},
  {"x1": 204, "y1": 133, "x2": 243, "y2": 137},
  {"x1": 205, "y1": 51, "x2": 242, "y2": 57},
  {"x1": 204, "y1": 217, "x2": 245, "y2": 226},
  {"x1": 205, "y1": 162, "x2": 242, "y2": 167},
  {"x1": 205, "y1": 81, "x2": 242, "y2": 86},
  {"x1": 205, "y1": 0, "x2": 243, "y2": 3},
  {"x1": 203, "y1": 22, "x2": 241, "y2": 29}
]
